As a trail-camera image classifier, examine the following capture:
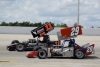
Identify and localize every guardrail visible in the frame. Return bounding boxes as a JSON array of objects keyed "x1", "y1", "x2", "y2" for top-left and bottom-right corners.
[{"x1": 0, "y1": 26, "x2": 100, "y2": 36}]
